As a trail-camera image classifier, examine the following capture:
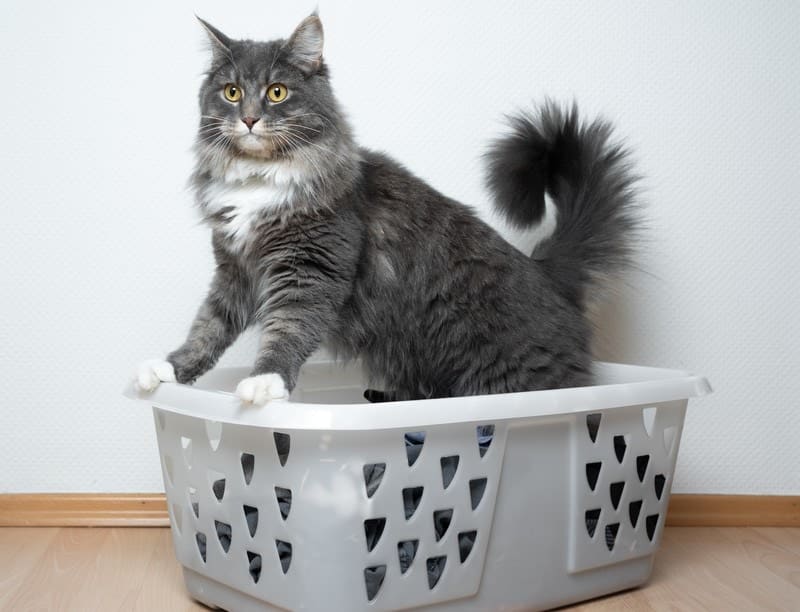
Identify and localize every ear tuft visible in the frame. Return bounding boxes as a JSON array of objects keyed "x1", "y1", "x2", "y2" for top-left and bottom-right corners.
[
  {"x1": 196, "y1": 16, "x2": 233, "y2": 65},
  {"x1": 286, "y1": 14, "x2": 324, "y2": 74}
]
